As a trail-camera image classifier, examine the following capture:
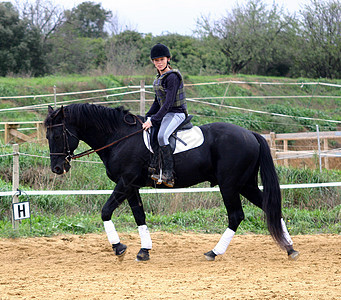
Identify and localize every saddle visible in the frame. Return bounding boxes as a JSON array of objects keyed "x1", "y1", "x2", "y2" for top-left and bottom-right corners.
[
  {"x1": 169, "y1": 115, "x2": 194, "y2": 152},
  {"x1": 143, "y1": 115, "x2": 204, "y2": 155},
  {"x1": 150, "y1": 115, "x2": 192, "y2": 152}
]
